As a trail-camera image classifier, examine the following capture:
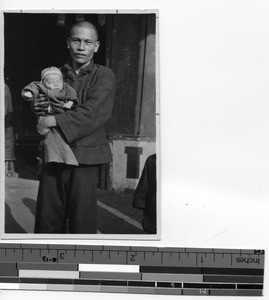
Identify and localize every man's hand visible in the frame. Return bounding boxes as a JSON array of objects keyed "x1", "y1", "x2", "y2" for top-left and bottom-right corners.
[
  {"x1": 37, "y1": 116, "x2": 57, "y2": 135},
  {"x1": 31, "y1": 94, "x2": 51, "y2": 116}
]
